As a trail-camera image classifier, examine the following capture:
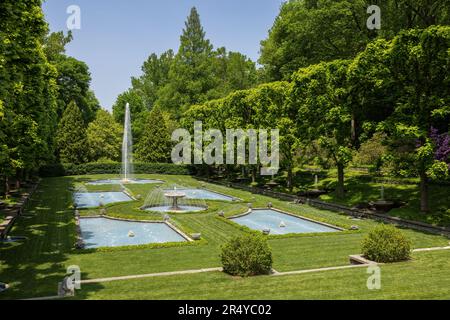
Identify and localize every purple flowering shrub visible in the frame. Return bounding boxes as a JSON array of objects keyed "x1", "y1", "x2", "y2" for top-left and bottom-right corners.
[{"x1": 430, "y1": 127, "x2": 450, "y2": 169}]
